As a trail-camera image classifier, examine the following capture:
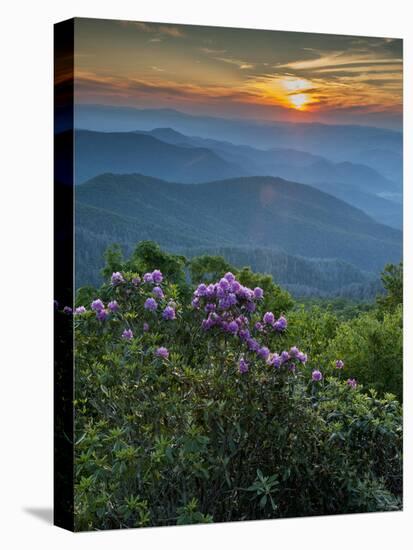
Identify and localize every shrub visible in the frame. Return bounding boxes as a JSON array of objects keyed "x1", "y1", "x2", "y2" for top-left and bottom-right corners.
[
  {"x1": 68, "y1": 257, "x2": 402, "y2": 531},
  {"x1": 324, "y1": 307, "x2": 403, "y2": 401}
]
